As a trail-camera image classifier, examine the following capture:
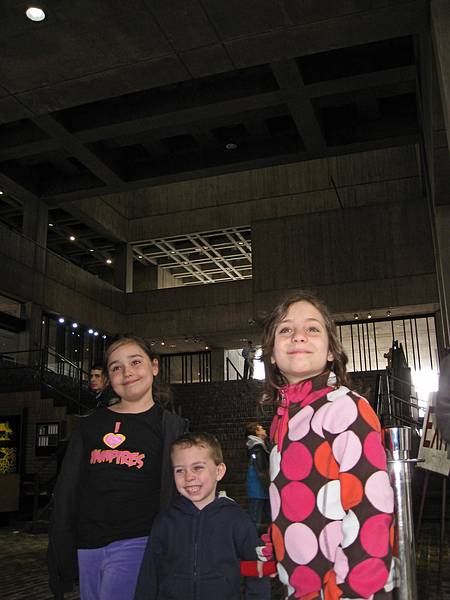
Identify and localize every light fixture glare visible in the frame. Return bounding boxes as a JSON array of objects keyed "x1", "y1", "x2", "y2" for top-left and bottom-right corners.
[{"x1": 26, "y1": 6, "x2": 46, "y2": 21}]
